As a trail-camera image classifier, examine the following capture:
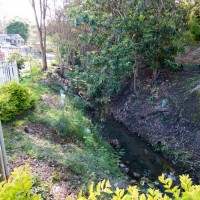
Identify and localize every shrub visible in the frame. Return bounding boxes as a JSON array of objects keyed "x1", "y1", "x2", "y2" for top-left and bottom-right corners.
[
  {"x1": 189, "y1": 3, "x2": 200, "y2": 41},
  {"x1": 0, "y1": 164, "x2": 41, "y2": 199},
  {"x1": 8, "y1": 52, "x2": 26, "y2": 70},
  {"x1": 67, "y1": 174, "x2": 200, "y2": 200},
  {"x1": 0, "y1": 82, "x2": 36, "y2": 121}
]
